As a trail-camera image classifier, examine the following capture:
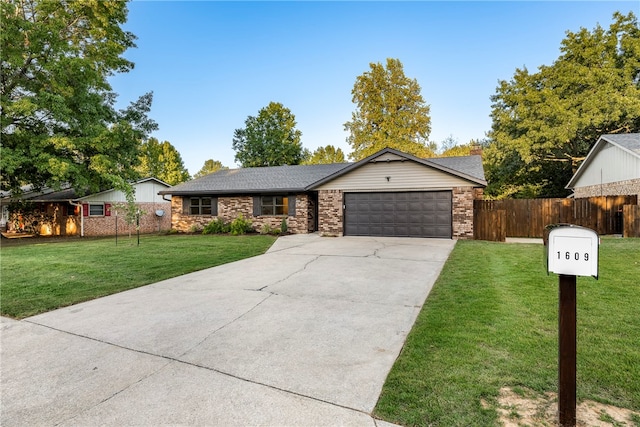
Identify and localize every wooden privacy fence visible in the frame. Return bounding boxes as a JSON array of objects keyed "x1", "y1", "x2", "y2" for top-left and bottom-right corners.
[
  {"x1": 623, "y1": 205, "x2": 640, "y2": 238},
  {"x1": 474, "y1": 196, "x2": 638, "y2": 241}
]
